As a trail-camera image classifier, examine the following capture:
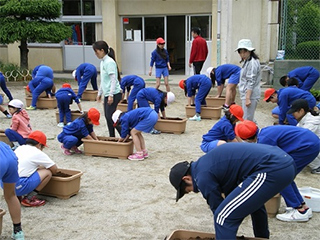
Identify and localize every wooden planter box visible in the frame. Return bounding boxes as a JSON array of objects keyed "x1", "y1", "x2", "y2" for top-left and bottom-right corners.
[
  {"x1": 82, "y1": 136, "x2": 134, "y2": 159},
  {"x1": 73, "y1": 89, "x2": 97, "y2": 101},
  {"x1": 0, "y1": 208, "x2": 5, "y2": 236},
  {"x1": 167, "y1": 229, "x2": 266, "y2": 240},
  {"x1": 24, "y1": 86, "x2": 47, "y2": 98},
  {"x1": 185, "y1": 106, "x2": 221, "y2": 119},
  {"x1": 206, "y1": 96, "x2": 226, "y2": 107},
  {"x1": 0, "y1": 130, "x2": 13, "y2": 147},
  {"x1": 117, "y1": 100, "x2": 137, "y2": 112},
  {"x1": 264, "y1": 194, "x2": 281, "y2": 218},
  {"x1": 55, "y1": 110, "x2": 83, "y2": 124},
  {"x1": 39, "y1": 169, "x2": 83, "y2": 199},
  {"x1": 154, "y1": 117, "x2": 187, "y2": 134},
  {"x1": 25, "y1": 97, "x2": 57, "y2": 109}
]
